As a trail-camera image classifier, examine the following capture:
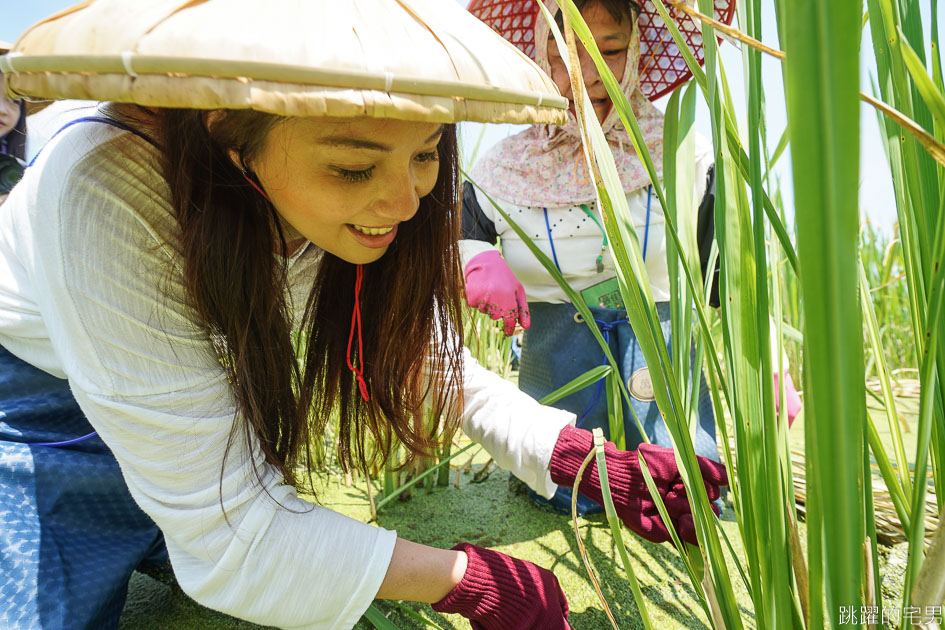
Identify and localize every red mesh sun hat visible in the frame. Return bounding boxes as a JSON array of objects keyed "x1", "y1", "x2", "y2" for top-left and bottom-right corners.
[{"x1": 466, "y1": 0, "x2": 735, "y2": 102}]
